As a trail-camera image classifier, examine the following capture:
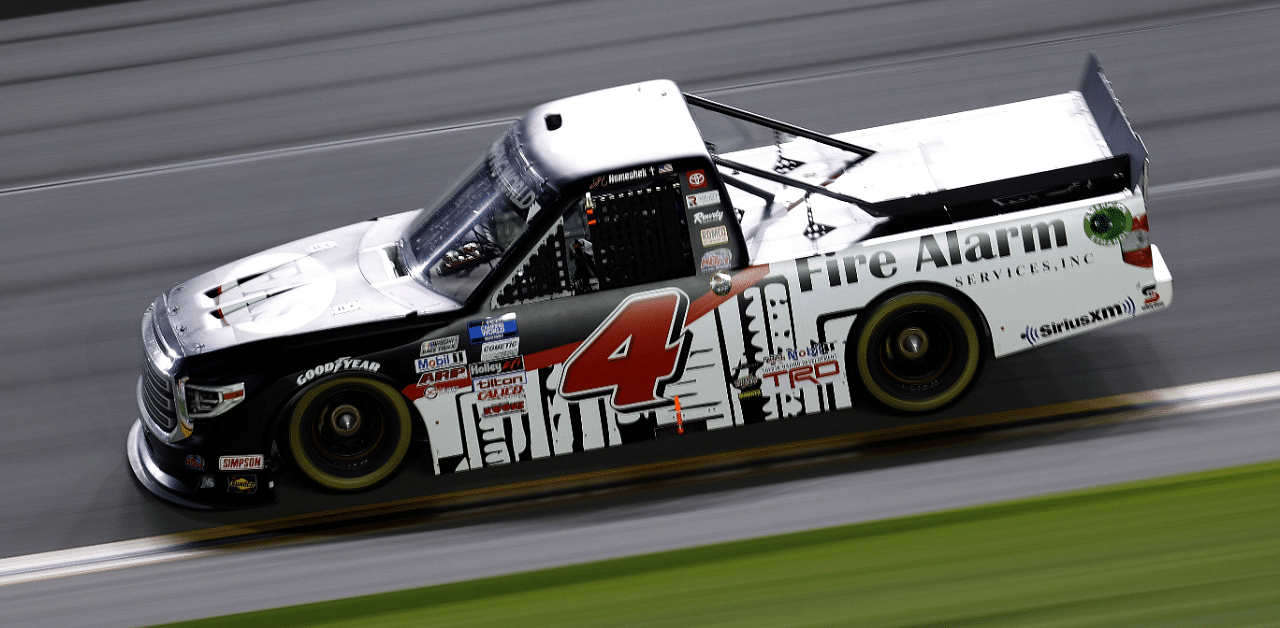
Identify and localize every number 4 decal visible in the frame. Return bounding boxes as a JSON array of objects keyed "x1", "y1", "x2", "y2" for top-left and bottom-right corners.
[{"x1": 560, "y1": 289, "x2": 691, "y2": 411}]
